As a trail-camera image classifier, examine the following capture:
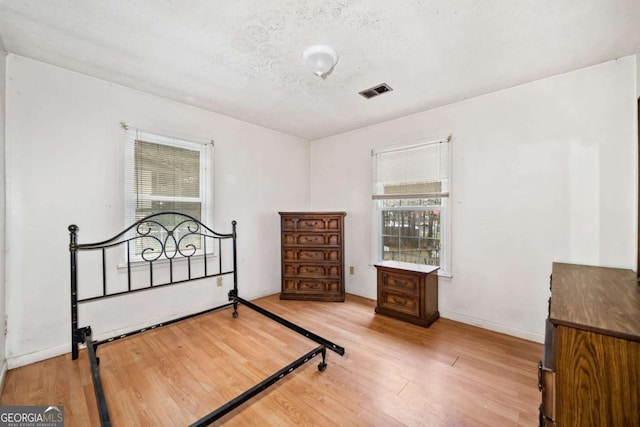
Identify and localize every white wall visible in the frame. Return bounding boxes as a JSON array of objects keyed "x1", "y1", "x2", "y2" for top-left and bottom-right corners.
[
  {"x1": 4, "y1": 54, "x2": 637, "y2": 367},
  {"x1": 5, "y1": 55, "x2": 310, "y2": 367},
  {"x1": 311, "y1": 56, "x2": 638, "y2": 342},
  {"x1": 0, "y1": 40, "x2": 7, "y2": 382}
]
